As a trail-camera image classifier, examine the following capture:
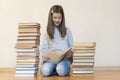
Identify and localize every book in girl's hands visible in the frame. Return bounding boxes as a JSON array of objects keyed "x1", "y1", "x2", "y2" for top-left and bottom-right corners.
[{"x1": 46, "y1": 48, "x2": 72, "y2": 64}]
